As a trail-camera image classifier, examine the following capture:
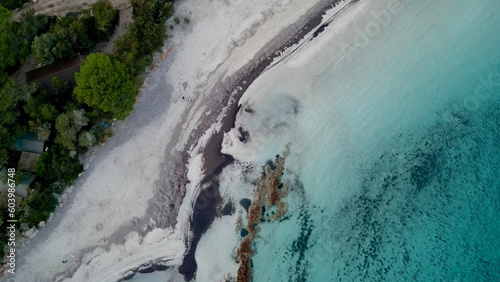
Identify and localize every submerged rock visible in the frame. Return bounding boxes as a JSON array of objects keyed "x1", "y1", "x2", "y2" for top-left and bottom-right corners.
[
  {"x1": 239, "y1": 198, "x2": 251, "y2": 212},
  {"x1": 240, "y1": 228, "x2": 249, "y2": 238}
]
